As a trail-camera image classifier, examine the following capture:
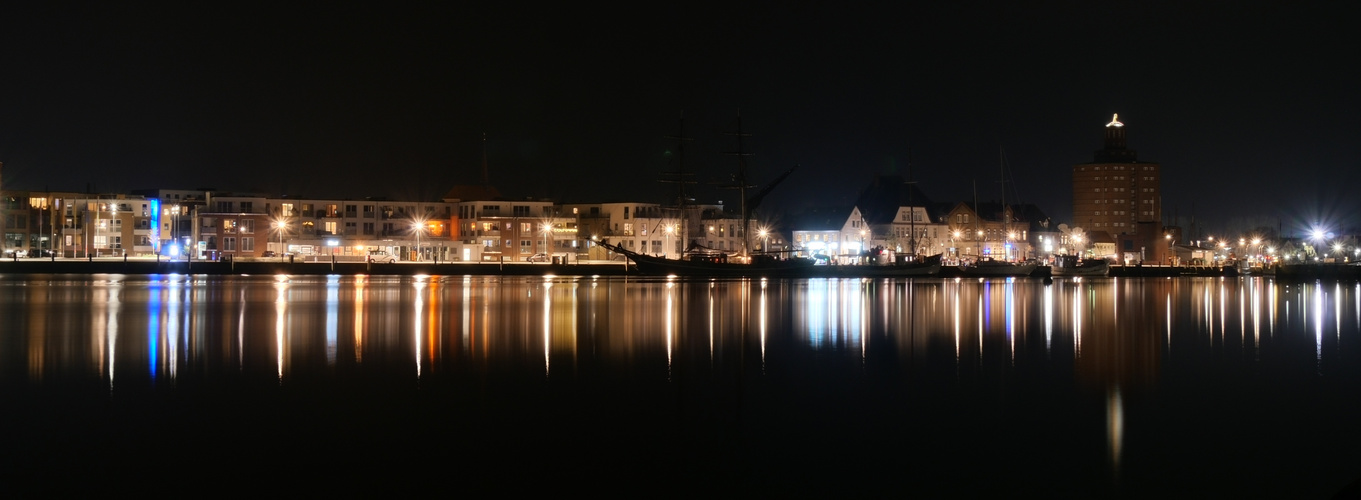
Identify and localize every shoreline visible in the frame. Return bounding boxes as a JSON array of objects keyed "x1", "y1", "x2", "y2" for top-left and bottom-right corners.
[{"x1": 2, "y1": 258, "x2": 1354, "y2": 281}]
